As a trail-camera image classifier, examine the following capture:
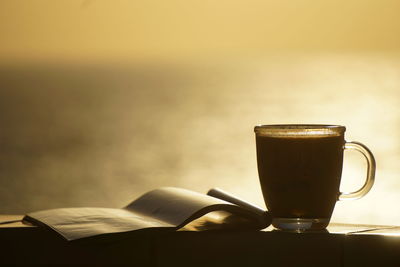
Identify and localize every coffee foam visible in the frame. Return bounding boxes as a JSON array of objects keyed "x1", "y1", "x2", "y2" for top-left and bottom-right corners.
[{"x1": 254, "y1": 125, "x2": 345, "y2": 138}]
